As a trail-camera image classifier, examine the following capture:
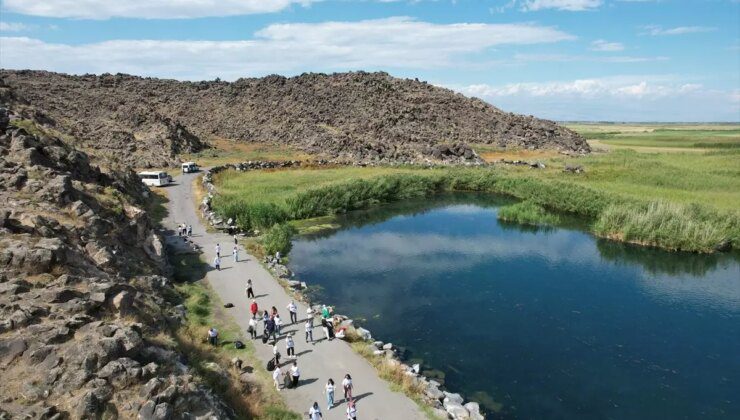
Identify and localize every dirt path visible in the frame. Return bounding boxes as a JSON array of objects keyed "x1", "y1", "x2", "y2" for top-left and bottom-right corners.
[{"x1": 163, "y1": 172, "x2": 428, "y2": 420}]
